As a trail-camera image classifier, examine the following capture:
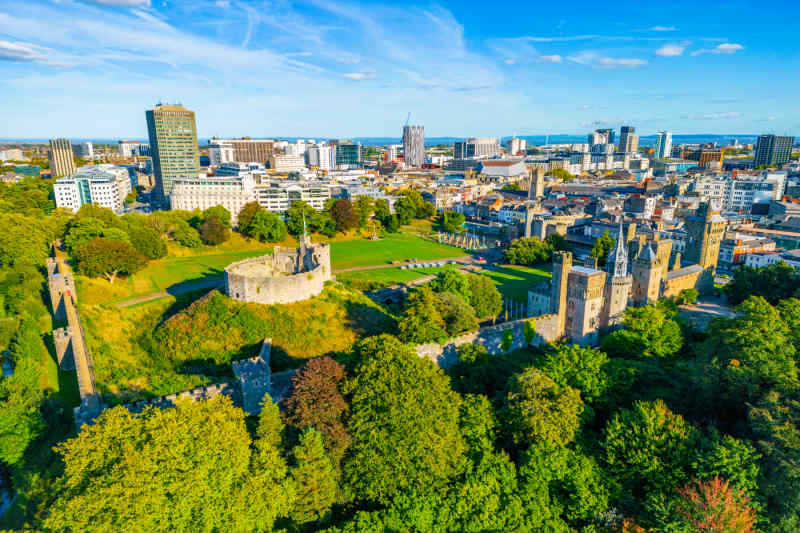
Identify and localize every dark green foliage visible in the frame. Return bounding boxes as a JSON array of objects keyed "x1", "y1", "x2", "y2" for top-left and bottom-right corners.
[
  {"x1": 590, "y1": 230, "x2": 615, "y2": 267},
  {"x1": 286, "y1": 200, "x2": 336, "y2": 237},
  {"x1": 724, "y1": 261, "x2": 800, "y2": 306},
  {"x1": 504, "y1": 237, "x2": 553, "y2": 265},
  {"x1": 467, "y1": 273, "x2": 503, "y2": 319},
  {"x1": 353, "y1": 196, "x2": 374, "y2": 227},
  {"x1": 675, "y1": 287, "x2": 699, "y2": 305},
  {"x1": 545, "y1": 232, "x2": 570, "y2": 252},
  {"x1": 330, "y1": 199, "x2": 359, "y2": 232},
  {"x1": 291, "y1": 428, "x2": 337, "y2": 524},
  {"x1": 398, "y1": 286, "x2": 448, "y2": 343},
  {"x1": 0, "y1": 319, "x2": 45, "y2": 466},
  {"x1": 603, "y1": 399, "x2": 699, "y2": 507},
  {"x1": 199, "y1": 215, "x2": 230, "y2": 245},
  {"x1": 429, "y1": 269, "x2": 472, "y2": 302},
  {"x1": 540, "y1": 343, "x2": 610, "y2": 403},
  {"x1": 343, "y1": 335, "x2": 466, "y2": 504},
  {"x1": 602, "y1": 304, "x2": 684, "y2": 359},
  {"x1": 201, "y1": 205, "x2": 232, "y2": 228},
  {"x1": 436, "y1": 292, "x2": 479, "y2": 336},
  {"x1": 74, "y1": 238, "x2": 147, "y2": 282},
  {"x1": 393, "y1": 196, "x2": 417, "y2": 225},
  {"x1": 546, "y1": 168, "x2": 575, "y2": 182},
  {"x1": 236, "y1": 201, "x2": 261, "y2": 231},
  {"x1": 704, "y1": 296, "x2": 797, "y2": 398},
  {"x1": 438, "y1": 211, "x2": 465, "y2": 233},
  {"x1": 247, "y1": 210, "x2": 287, "y2": 242},
  {"x1": 505, "y1": 368, "x2": 584, "y2": 447},
  {"x1": 127, "y1": 226, "x2": 167, "y2": 259}
]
